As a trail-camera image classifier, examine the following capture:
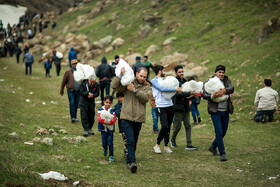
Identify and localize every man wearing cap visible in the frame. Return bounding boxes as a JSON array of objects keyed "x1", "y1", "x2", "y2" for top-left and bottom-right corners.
[
  {"x1": 60, "y1": 59, "x2": 80, "y2": 123},
  {"x1": 203, "y1": 65, "x2": 234, "y2": 161},
  {"x1": 141, "y1": 56, "x2": 154, "y2": 80},
  {"x1": 132, "y1": 56, "x2": 145, "y2": 76}
]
